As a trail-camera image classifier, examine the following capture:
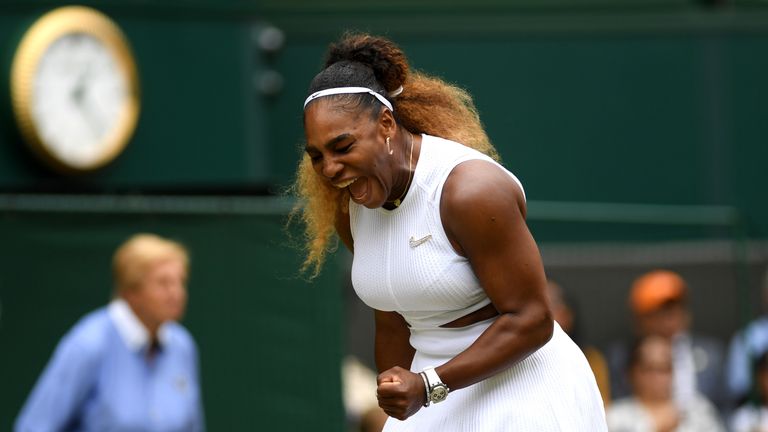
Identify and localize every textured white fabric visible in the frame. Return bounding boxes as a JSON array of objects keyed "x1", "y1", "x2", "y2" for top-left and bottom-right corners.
[
  {"x1": 389, "y1": 322, "x2": 607, "y2": 431},
  {"x1": 349, "y1": 134, "x2": 607, "y2": 431},
  {"x1": 350, "y1": 134, "x2": 521, "y2": 329}
]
